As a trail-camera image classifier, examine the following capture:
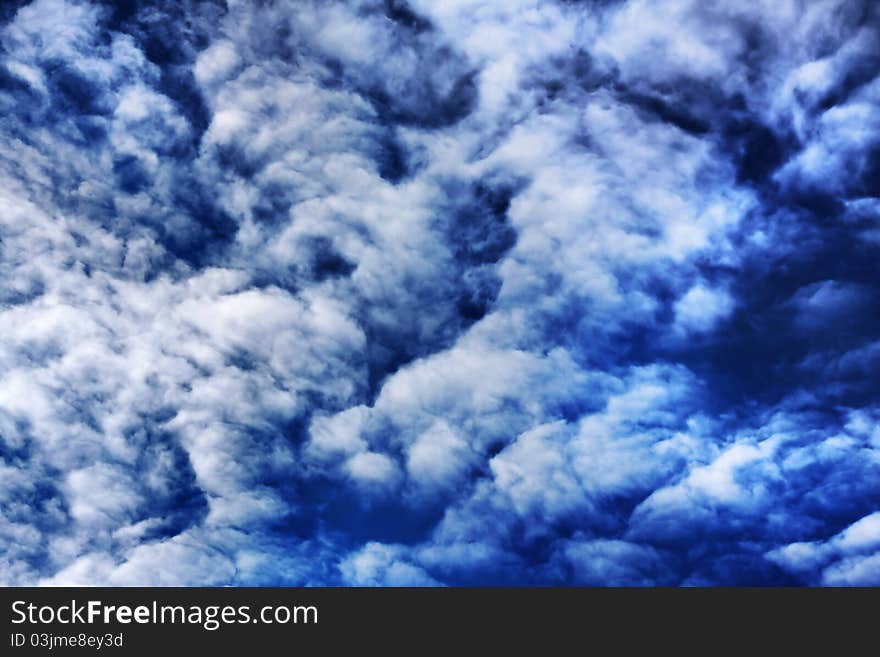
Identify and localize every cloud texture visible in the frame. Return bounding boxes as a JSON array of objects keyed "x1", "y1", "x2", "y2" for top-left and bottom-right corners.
[{"x1": 1, "y1": 0, "x2": 879, "y2": 586}]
